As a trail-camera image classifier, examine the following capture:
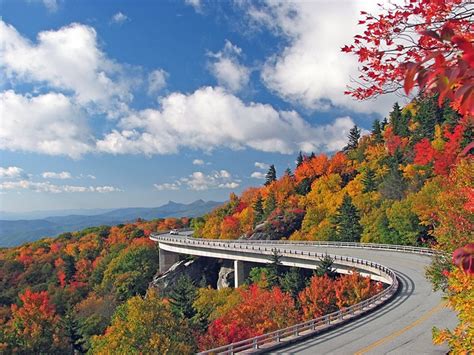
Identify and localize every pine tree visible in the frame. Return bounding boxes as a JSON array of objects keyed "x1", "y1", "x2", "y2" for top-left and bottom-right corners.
[
  {"x1": 309, "y1": 152, "x2": 316, "y2": 160},
  {"x1": 331, "y1": 194, "x2": 362, "y2": 242},
  {"x1": 64, "y1": 311, "x2": 85, "y2": 353},
  {"x1": 379, "y1": 165, "x2": 407, "y2": 200},
  {"x1": 253, "y1": 194, "x2": 264, "y2": 225},
  {"x1": 362, "y1": 168, "x2": 377, "y2": 193},
  {"x1": 296, "y1": 151, "x2": 304, "y2": 167},
  {"x1": 264, "y1": 192, "x2": 276, "y2": 218},
  {"x1": 343, "y1": 125, "x2": 361, "y2": 152},
  {"x1": 264, "y1": 165, "x2": 277, "y2": 186},
  {"x1": 281, "y1": 268, "x2": 305, "y2": 299},
  {"x1": 284, "y1": 167, "x2": 293, "y2": 177},
  {"x1": 168, "y1": 275, "x2": 197, "y2": 319},
  {"x1": 372, "y1": 119, "x2": 383, "y2": 143},
  {"x1": 314, "y1": 254, "x2": 337, "y2": 279},
  {"x1": 266, "y1": 249, "x2": 283, "y2": 288},
  {"x1": 390, "y1": 102, "x2": 407, "y2": 136}
]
